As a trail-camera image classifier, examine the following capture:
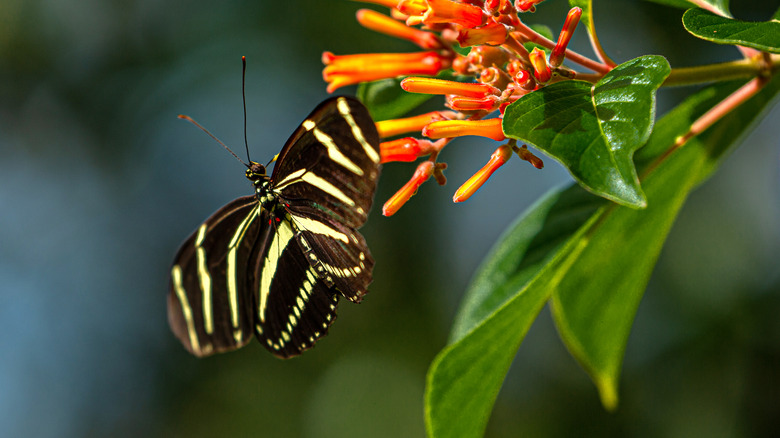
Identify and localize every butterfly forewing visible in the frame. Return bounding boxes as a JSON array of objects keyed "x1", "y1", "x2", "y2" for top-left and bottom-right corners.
[
  {"x1": 168, "y1": 196, "x2": 266, "y2": 357},
  {"x1": 271, "y1": 97, "x2": 381, "y2": 228}
]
